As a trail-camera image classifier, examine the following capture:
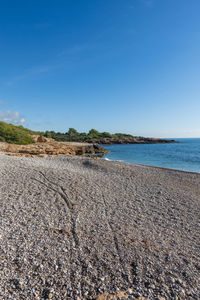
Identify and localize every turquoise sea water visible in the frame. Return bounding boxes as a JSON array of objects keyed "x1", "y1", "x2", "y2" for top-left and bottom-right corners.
[{"x1": 103, "y1": 138, "x2": 200, "y2": 173}]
